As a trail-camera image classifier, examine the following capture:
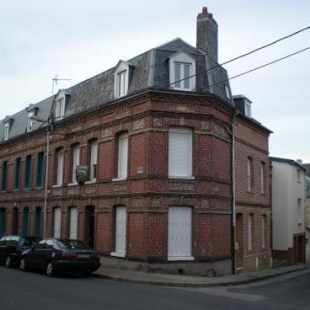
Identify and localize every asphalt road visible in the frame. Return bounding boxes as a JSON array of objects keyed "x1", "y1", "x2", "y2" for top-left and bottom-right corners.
[{"x1": 1, "y1": 267, "x2": 310, "y2": 310}]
